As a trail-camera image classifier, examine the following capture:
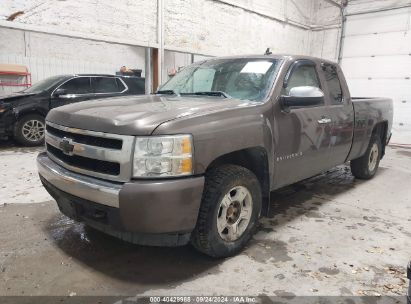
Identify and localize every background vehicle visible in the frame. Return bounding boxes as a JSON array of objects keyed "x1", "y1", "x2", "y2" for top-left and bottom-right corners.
[
  {"x1": 0, "y1": 74, "x2": 145, "y2": 146},
  {"x1": 37, "y1": 55, "x2": 393, "y2": 258}
]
